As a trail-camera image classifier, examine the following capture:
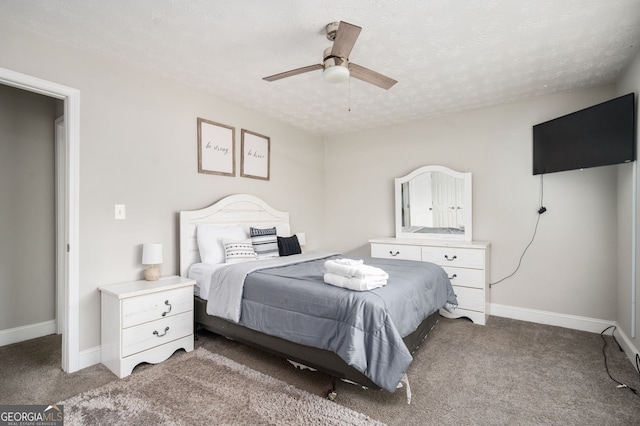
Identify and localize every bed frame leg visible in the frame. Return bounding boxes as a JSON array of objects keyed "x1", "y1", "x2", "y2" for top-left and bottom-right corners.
[{"x1": 326, "y1": 377, "x2": 338, "y2": 401}]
